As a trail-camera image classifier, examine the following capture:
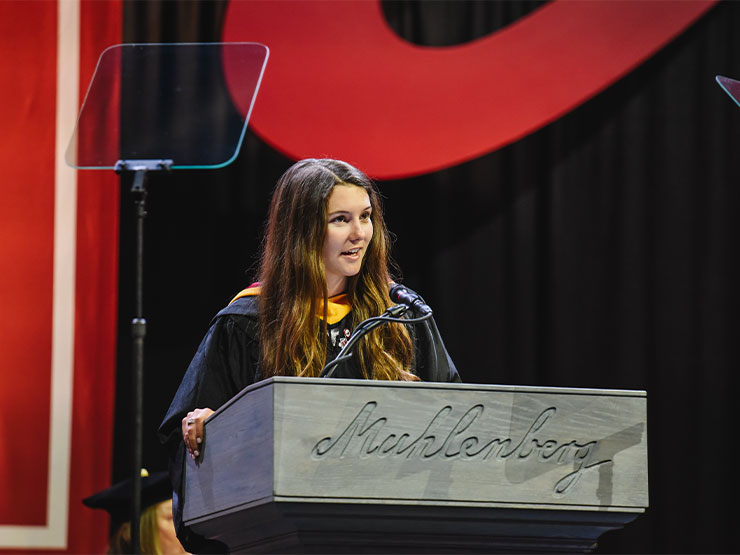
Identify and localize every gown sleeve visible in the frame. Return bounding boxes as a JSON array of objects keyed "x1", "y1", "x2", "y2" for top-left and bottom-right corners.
[
  {"x1": 157, "y1": 307, "x2": 260, "y2": 553},
  {"x1": 408, "y1": 311, "x2": 461, "y2": 383}
]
